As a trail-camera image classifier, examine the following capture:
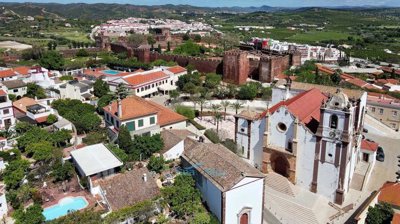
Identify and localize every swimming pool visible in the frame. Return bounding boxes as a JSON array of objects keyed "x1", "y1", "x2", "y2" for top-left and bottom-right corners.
[
  {"x1": 43, "y1": 196, "x2": 88, "y2": 221},
  {"x1": 102, "y1": 70, "x2": 120, "y2": 75}
]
